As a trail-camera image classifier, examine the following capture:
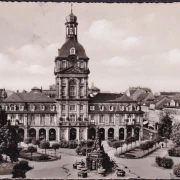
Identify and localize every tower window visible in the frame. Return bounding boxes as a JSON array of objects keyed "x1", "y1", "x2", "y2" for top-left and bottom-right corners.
[
  {"x1": 69, "y1": 79, "x2": 76, "y2": 97},
  {"x1": 62, "y1": 61, "x2": 66, "y2": 68},
  {"x1": 80, "y1": 62, "x2": 84, "y2": 68},
  {"x1": 62, "y1": 86, "x2": 66, "y2": 96},
  {"x1": 70, "y1": 47, "x2": 76, "y2": 55}
]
